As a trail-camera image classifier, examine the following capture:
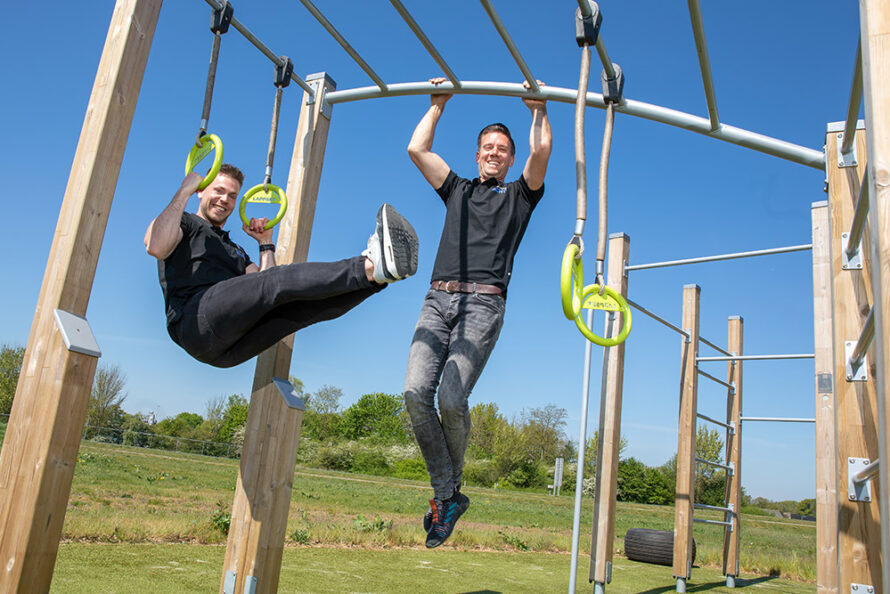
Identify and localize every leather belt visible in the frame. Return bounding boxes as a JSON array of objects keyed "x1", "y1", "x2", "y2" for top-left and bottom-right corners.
[{"x1": 430, "y1": 280, "x2": 503, "y2": 296}]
